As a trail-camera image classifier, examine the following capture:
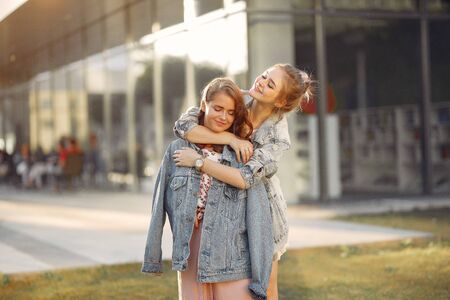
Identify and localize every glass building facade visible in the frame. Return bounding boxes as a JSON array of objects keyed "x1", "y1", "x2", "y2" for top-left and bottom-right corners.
[{"x1": 0, "y1": 0, "x2": 449, "y2": 200}]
